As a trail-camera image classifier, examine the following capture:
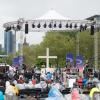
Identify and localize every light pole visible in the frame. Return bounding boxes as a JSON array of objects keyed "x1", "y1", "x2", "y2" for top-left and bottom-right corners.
[
  {"x1": 17, "y1": 18, "x2": 24, "y2": 70},
  {"x1": 76, "y1": 31, "x2": 80, "y2": 56},
  {"x1": 94, "y1": 18, "x2": 99, "y2": 69},
  {"x1": 13, "y1": 29, "x2": 16, "y2": 55}
]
